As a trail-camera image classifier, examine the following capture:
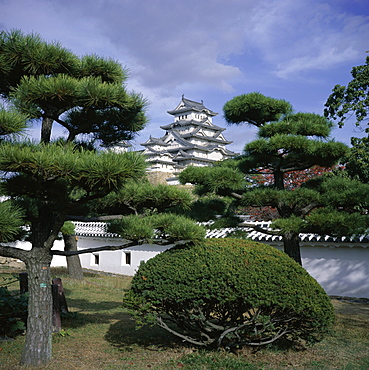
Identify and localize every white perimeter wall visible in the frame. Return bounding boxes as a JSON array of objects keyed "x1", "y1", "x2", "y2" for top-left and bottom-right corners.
[
  {"x1": 8, "y1": 238, "x2": 369, "y2": 299},
  {"x1": 301, "y1": 244, "x2": 369, "y2": 298},
  {"x1": 76, "y1": 237, "x2": 172, "y2": 276}
]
